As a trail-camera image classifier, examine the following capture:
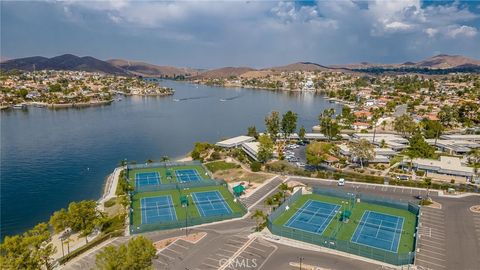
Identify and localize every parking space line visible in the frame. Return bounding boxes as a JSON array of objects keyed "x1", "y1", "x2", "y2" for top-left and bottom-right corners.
[
  {"x1": 252, "y1": 241, "x2": 272, "y2": 248},
  {"x1": 419, "y1": 246, "x2": 445, "y2": 256},
  {"x1": 216, "y1": 253, "x2": 230, "y2": 258},
  {"x1": 157, "y1": 253, "x2": 174, "y2": 260},
  {"x1": 201, "y1": 262, "x2": 219, "y2": 269},
  {"x1": 415, "y1": 258, "x2": 447, "y2": 268},
  {"x1": 164, "y1": 247, "x2": 181, "y2": 255},
  {"x1": 417, "y1": 253, "x2": 446, "y2": 262},
  {"x1": 245, "y1": 245, "x2": 266, "y2": 253},
  {"x1": 419, "y1": 242, "x2": 446, "y2": 251},
  {"x1": 171, "y1": 242, "x2": 188, "y2": 250},
  {"x1": 242, "y1": 251, "x2": 261, "y2": 258},
  {"x1": 206, "y1": 257, "x2": 220, "y2": 263}
]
